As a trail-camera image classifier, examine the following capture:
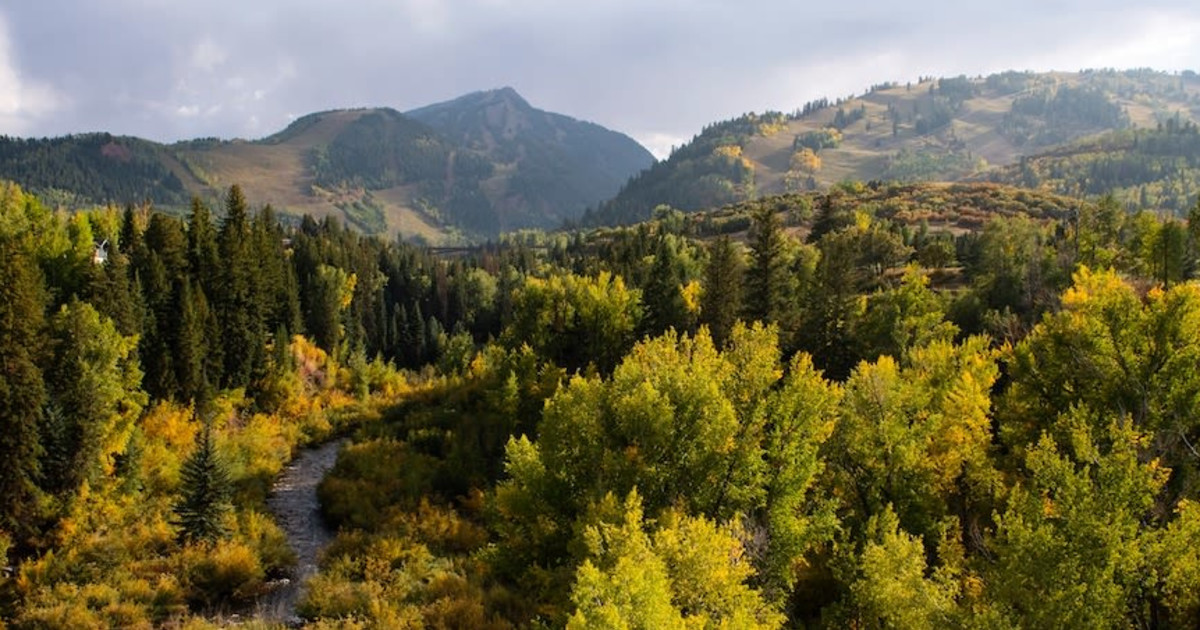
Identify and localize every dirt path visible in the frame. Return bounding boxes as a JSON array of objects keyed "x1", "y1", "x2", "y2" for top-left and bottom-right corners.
[{"x1": 256, "y1": 438, "x2": 346, "y2": 625}]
